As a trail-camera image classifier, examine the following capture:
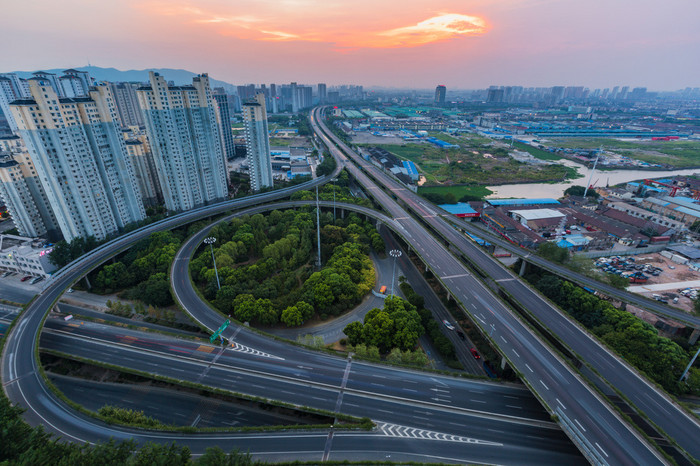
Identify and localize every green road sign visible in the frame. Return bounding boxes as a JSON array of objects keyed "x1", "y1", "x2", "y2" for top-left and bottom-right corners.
[{"x1": 210, "y1": 319, "x2": 230, "y2": 343}]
